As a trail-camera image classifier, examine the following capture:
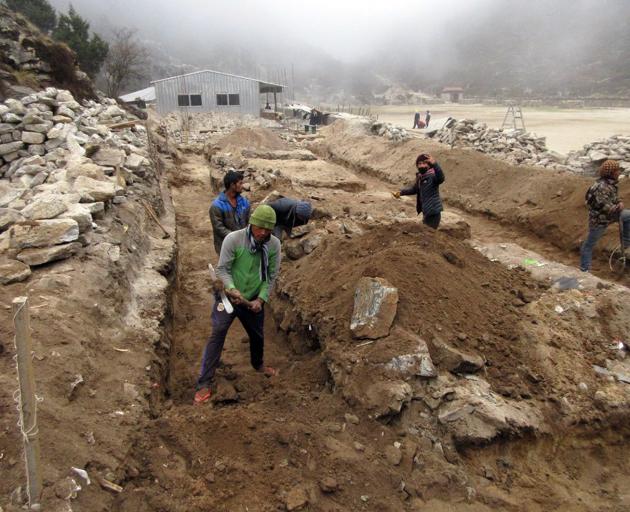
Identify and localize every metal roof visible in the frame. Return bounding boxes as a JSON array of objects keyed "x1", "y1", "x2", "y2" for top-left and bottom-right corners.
[
  {"x1": 119, "y1": 86, "x2": 156, "y2": 102},
  {"x1": 150, "y1": 69, "x2": 284, "y2": 89}
]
